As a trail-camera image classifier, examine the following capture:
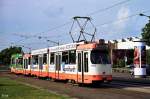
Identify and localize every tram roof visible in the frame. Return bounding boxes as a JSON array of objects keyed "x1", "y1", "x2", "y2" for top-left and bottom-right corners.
[
  {"x1": 23, "y1": 53, "x2": 31, "y2": 58},
  {"x1": 31, "y1": 41, "x2": 99, "y2": 54},
  {"x1": 31, "y1": 42, "x2": 83, "y2": 54},
  {"x1": 49, "y1": 42, "x2": 84, "y2": 52},
  {"x1": 31, "y1": 48, "x2": 48, "y2": 55}
]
